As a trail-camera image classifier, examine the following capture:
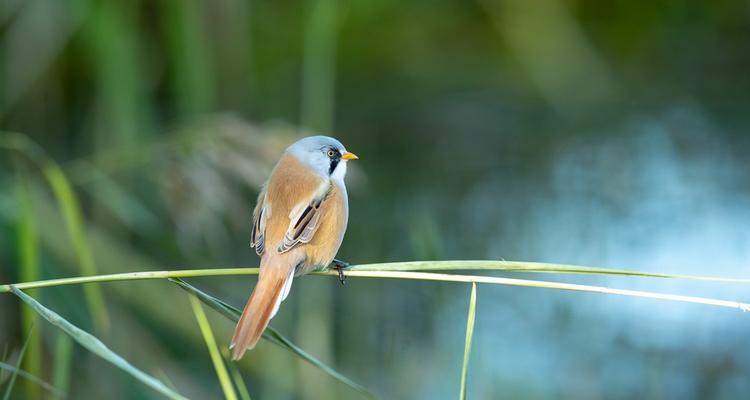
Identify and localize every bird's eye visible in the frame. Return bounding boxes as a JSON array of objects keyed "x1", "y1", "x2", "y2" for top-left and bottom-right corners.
[{"x1": 327, "y1": 149, "x2": 336, "y2": 158}]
